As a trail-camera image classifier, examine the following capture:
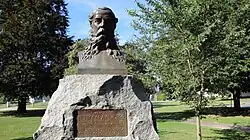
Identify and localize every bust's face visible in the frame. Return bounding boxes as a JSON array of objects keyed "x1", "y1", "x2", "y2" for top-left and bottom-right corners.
[{"x1": 91, "y1": 9, "x2": 117, "y2": 37}]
